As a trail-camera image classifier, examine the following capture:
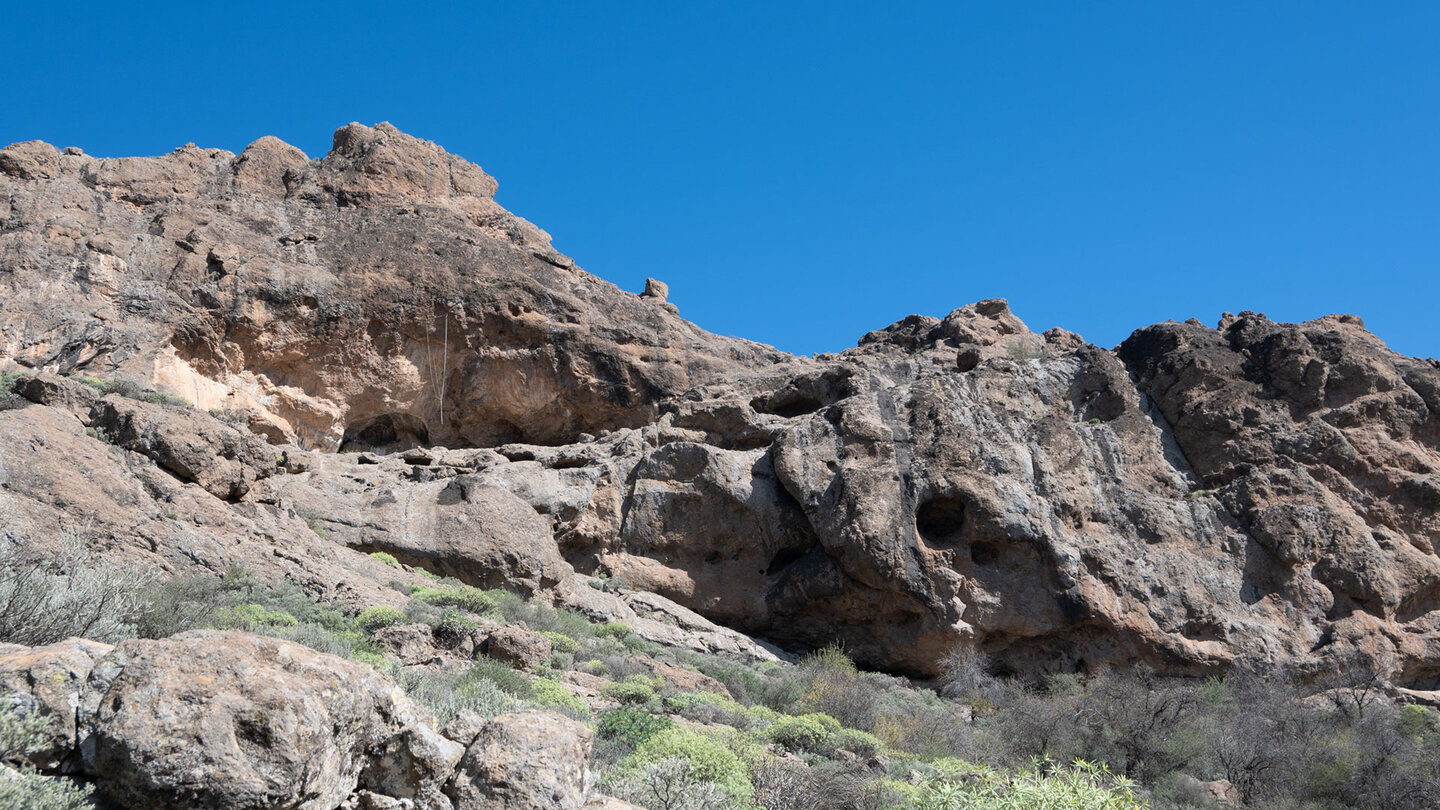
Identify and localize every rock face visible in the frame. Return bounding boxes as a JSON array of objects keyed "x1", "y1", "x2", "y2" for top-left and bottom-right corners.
[
  {"x1": 2, "y1": 125, "x2": 1439, "y2": 687},
  {"x1": 0, "y1": 123, "x2": 782, "y2": 451},
  {"x1": 88, "y1": 631, "x2": 433, "y2": 810},
  {"x1": 444, "y1": 710, "x2": 594, "y2": 810},
  {"x1": 0, "y1": 632, "x2": 591, "y2": 810}
]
